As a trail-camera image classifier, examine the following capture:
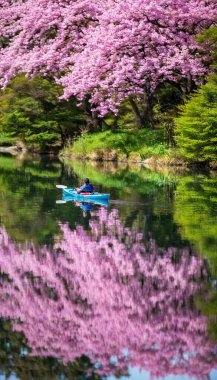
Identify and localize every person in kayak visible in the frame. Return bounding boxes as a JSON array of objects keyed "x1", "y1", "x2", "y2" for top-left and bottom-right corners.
[{"x1": 76, "y1": 178, "x2": 94, "y2": 194}]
